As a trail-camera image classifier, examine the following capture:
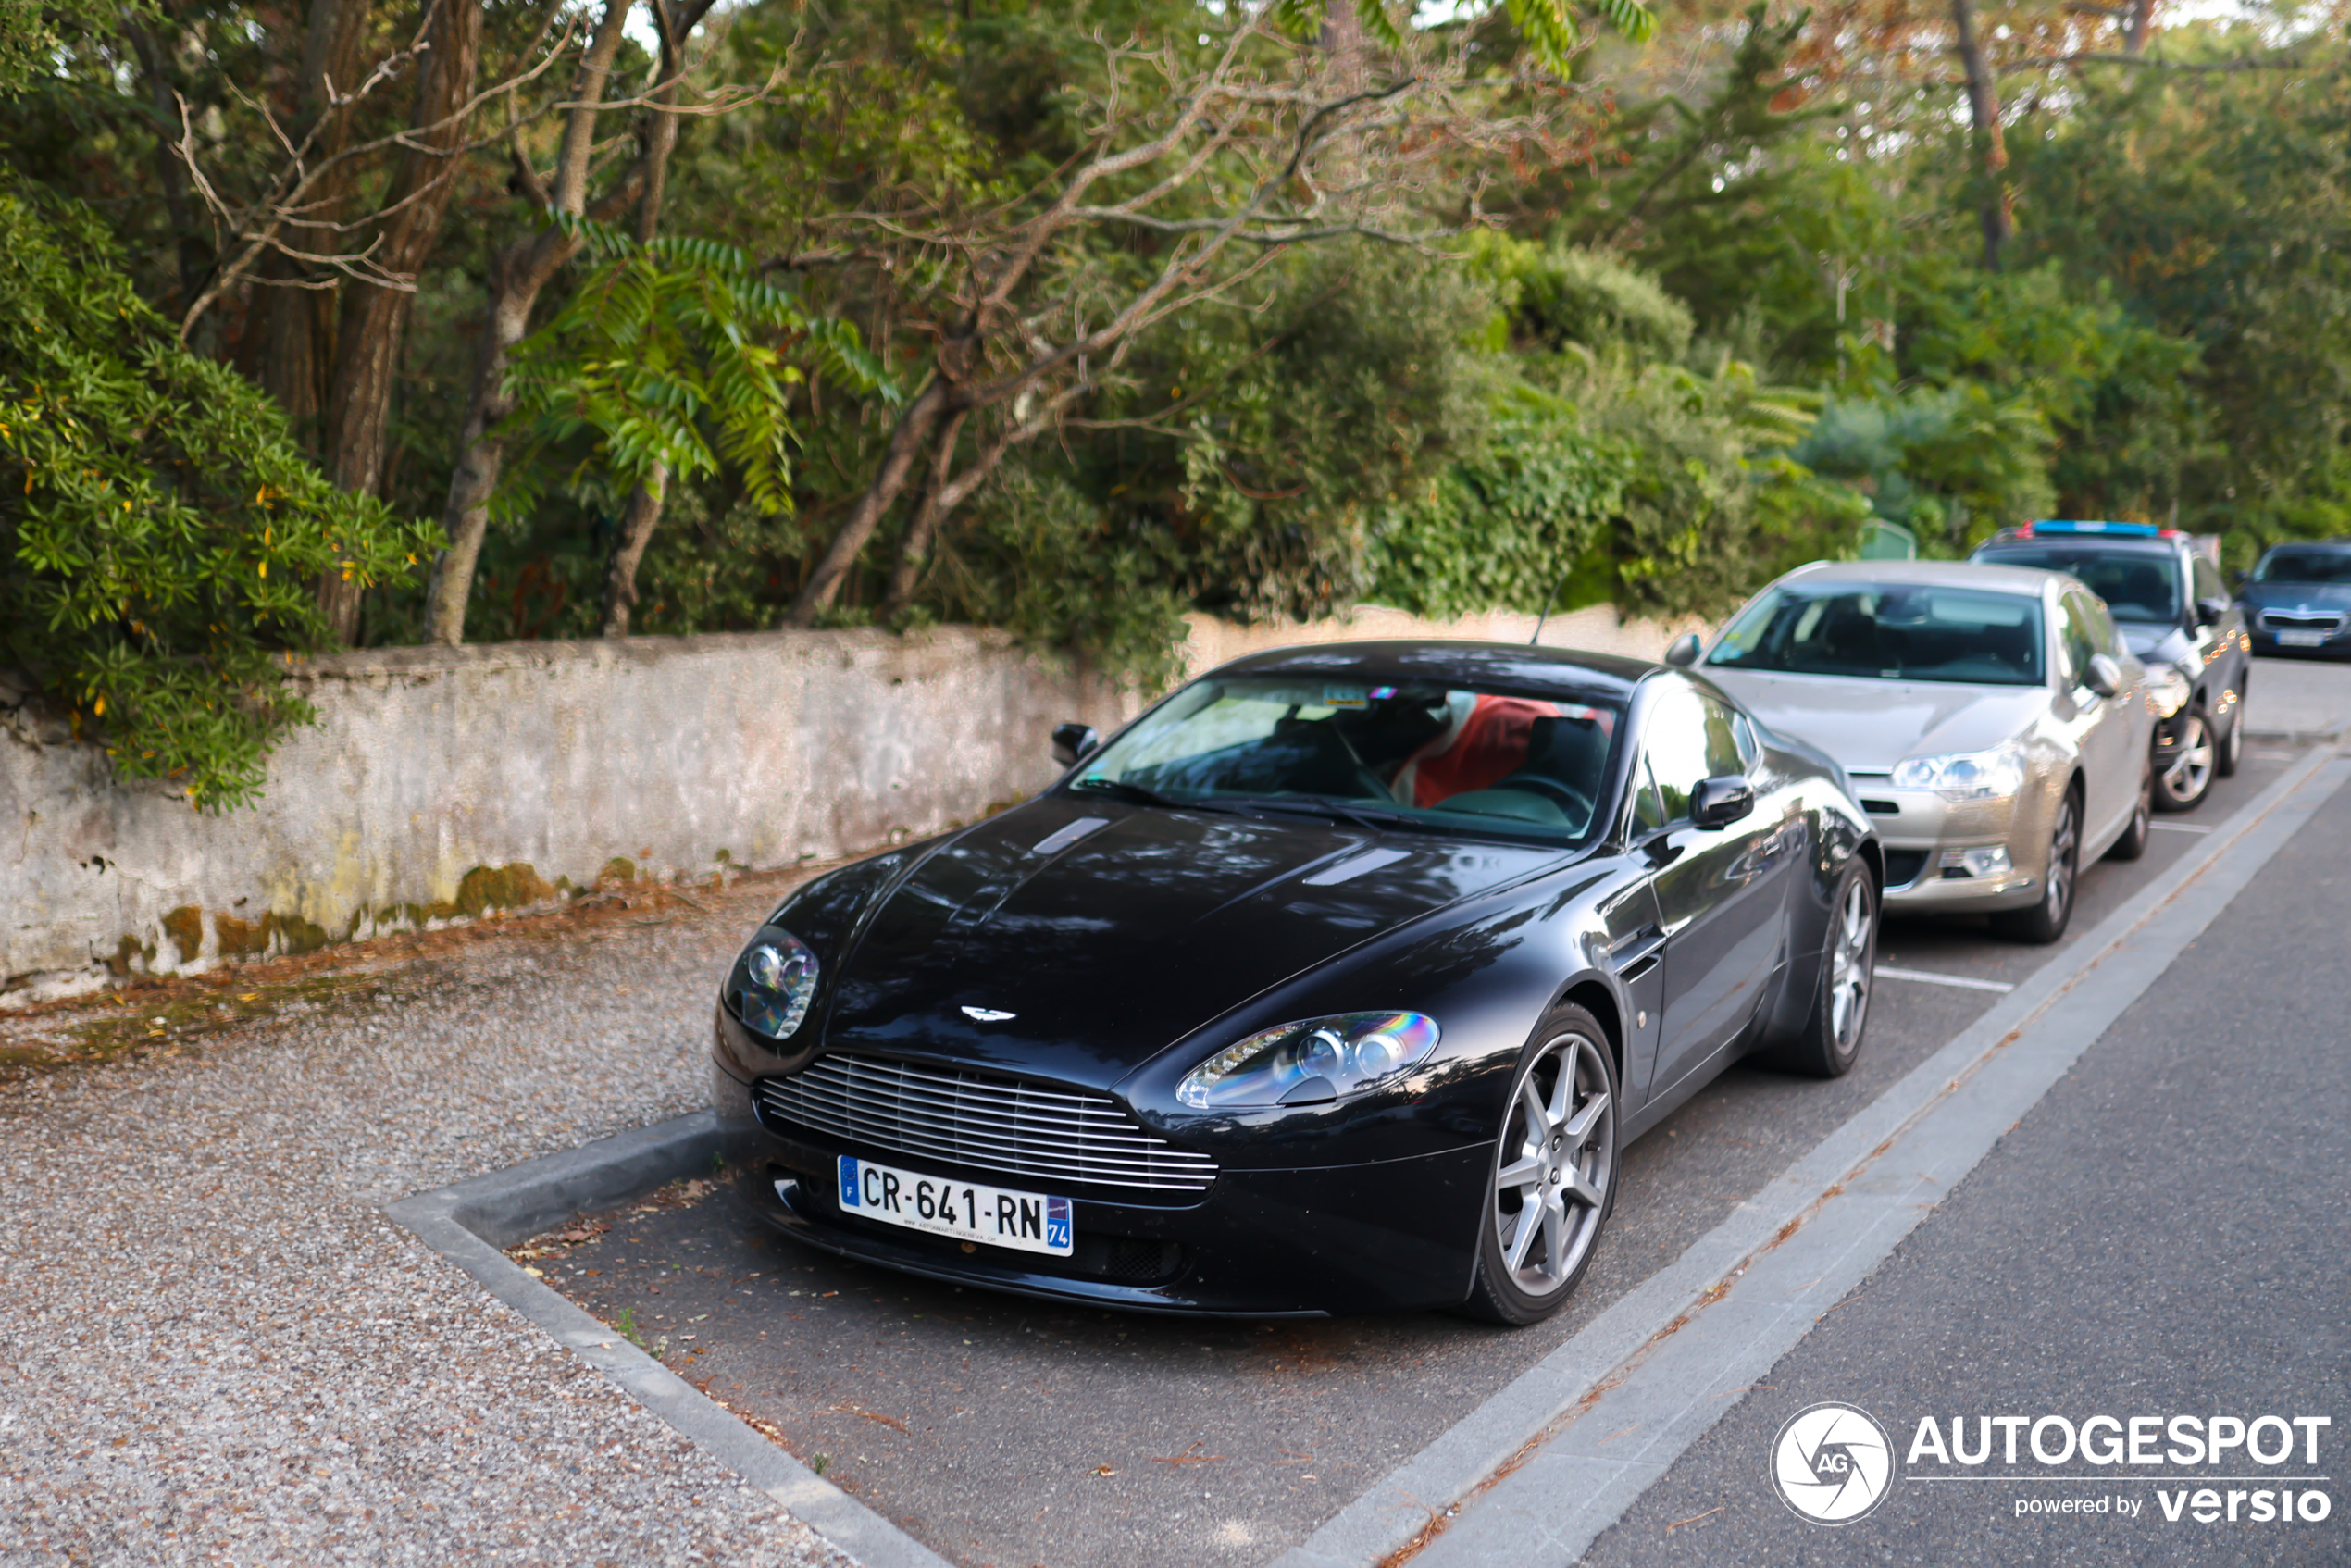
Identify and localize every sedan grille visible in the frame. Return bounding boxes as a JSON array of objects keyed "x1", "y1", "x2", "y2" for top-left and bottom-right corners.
[
  {"x1": 754, "y1": 1053, "x2": 1218, "y2": 1194},
  {"x1": 2259, "y1": 609, "x2": 2345, "y2": 632}
]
